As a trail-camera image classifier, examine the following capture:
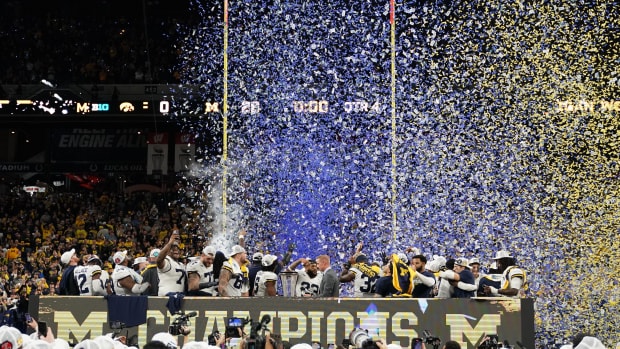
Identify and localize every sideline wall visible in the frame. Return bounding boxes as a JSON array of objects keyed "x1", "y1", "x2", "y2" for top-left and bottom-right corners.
[{"x1": 31, "y1": 297, "x2": 534, "y2": 349}]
